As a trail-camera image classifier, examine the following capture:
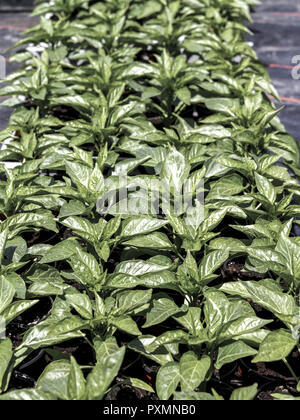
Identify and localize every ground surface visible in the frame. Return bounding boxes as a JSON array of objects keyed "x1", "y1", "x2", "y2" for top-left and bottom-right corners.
[
  {"x1": 0, "y1": 11, "x2": 38, "y2": 130},
  {"x1": 0, "y1": 0, "x2": 299, "y2": 142},
  {"x1": 247, "y1": 0, "x2": 300, "y2": 142}
]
